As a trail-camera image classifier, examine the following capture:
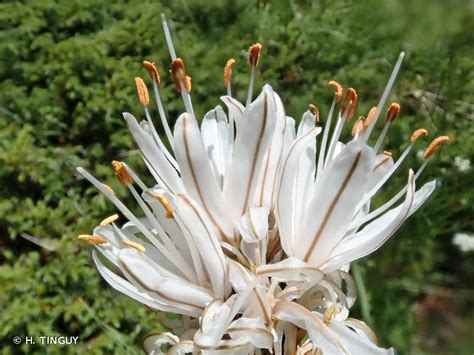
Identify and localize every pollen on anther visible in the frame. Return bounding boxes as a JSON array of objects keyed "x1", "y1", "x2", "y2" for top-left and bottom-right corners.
[
  {"x1": 309, "y1": 104, "x2": 320, "y2": 122},
  {"x1": 78, "y1": 234, "x2": 108, "y2": 245},
  {"x1": 149, "y1": 192, "x2": 174, "y2": 218},
  {"x1": 171, "y1": 58, "x2": 191, "y2": 93},
  {"x1": 135, "y1": 77, "x2": 149, "y2": 106},
  {"x1": 386, "y1": 103, "x2": 401, "y2": 122},
  {"x1": 411, "y1": 128, "x2": 429, "y2": 142},
  {"x1": 364, "y1": 106, "x2": 377, "y2": 128},
  {"x1": 383, "y1": 150, "x2": 393, "y2": 156},
  {"x1": 123, "y1": 239, "x2": 146, "y2": 253},
  {"x1": 143, "y1": 61, "x2": 160, "y2": 84},
  {"x1": 248, "y1": 43, "x2": 262, "y2": 67},
  {"x1": 423, "y1": 135, "x2": 450, "y2": 159},
  {"x1": 323, "y1": 304, "x2": 337, "y2": 325},
  {"x1": 328, "y1": 80, "x2": 343, "y2": 102},
  {"x1": 111, "y1": 160, "x2": 132, "y2": 186},
  {"x1": 341, "y1": 88, "x2": 357, "y2": 120},
  {"x1": 224, "y1": 58, "x2": 236, "y2": 87},
  {"x1": 100, "y1": 214, "x2": 119, "y2": 227},
  {"x1": 351, "y1": 116, "x2": 365, "y2": 136}
]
